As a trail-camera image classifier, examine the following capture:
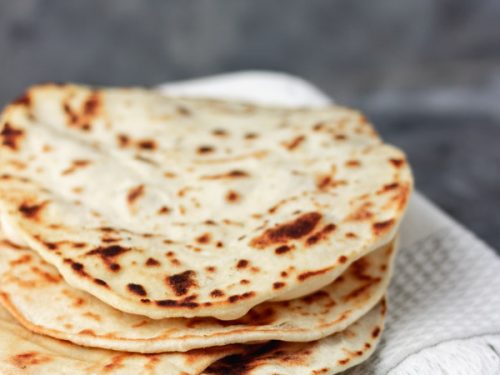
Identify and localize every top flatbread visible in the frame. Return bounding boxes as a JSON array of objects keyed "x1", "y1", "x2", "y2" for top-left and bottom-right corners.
[{"x1": 0, "y1": 84, "x2": 412, "y2": 319}]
